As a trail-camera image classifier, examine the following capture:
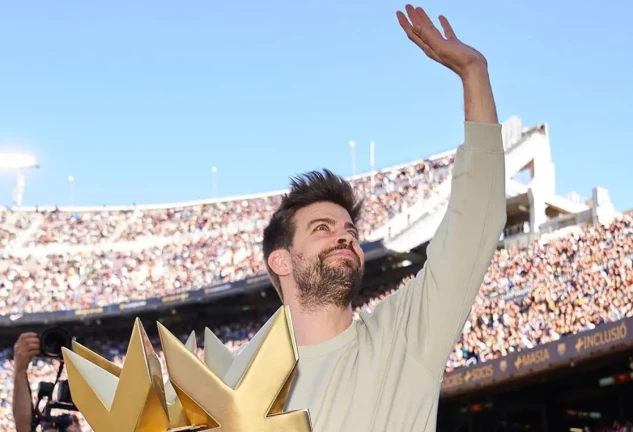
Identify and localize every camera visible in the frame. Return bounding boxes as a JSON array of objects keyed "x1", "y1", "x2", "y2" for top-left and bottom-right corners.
[
  {"x1": 39, "y1": 326, "x2": 73, "y2": 359},
  {"x1": 31, "y1": 326, "x2": 79, "y2": 432}
]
